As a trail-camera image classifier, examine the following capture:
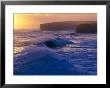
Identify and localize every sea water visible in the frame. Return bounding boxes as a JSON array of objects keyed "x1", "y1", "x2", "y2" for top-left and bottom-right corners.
[{"x1": 14, "y1": 30, "x2": 97, "y2": 75}]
